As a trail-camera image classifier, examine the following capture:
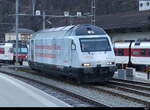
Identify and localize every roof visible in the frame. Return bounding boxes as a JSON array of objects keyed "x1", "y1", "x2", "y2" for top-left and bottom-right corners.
[
  {"x1": 32, "y1": 24, "x2": 106, "y2": 39},
  {"x1": 74, "y1": 11, "x2": 150, "y2": 30},
  {"x1": 41, "y1": 25, "x2": 75, "y2": 32},
  {"x1": 8, "y1": 28, "x2": 34, "y2": 34},
  {"x1": 96, "y1": 10, "x2": 150, "y2": 30}
]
